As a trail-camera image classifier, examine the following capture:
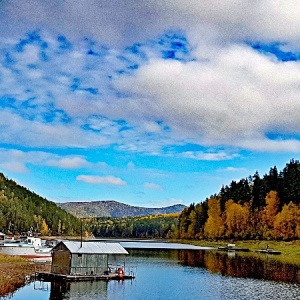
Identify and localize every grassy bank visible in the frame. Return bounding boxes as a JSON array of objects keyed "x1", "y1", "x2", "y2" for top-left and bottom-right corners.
[
  {"x1": 0, "y1": 254, "x2": 34, "y2": 297},
  {"x1": 172, "y1": 239, "x2": 300, "y2": 264}
]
